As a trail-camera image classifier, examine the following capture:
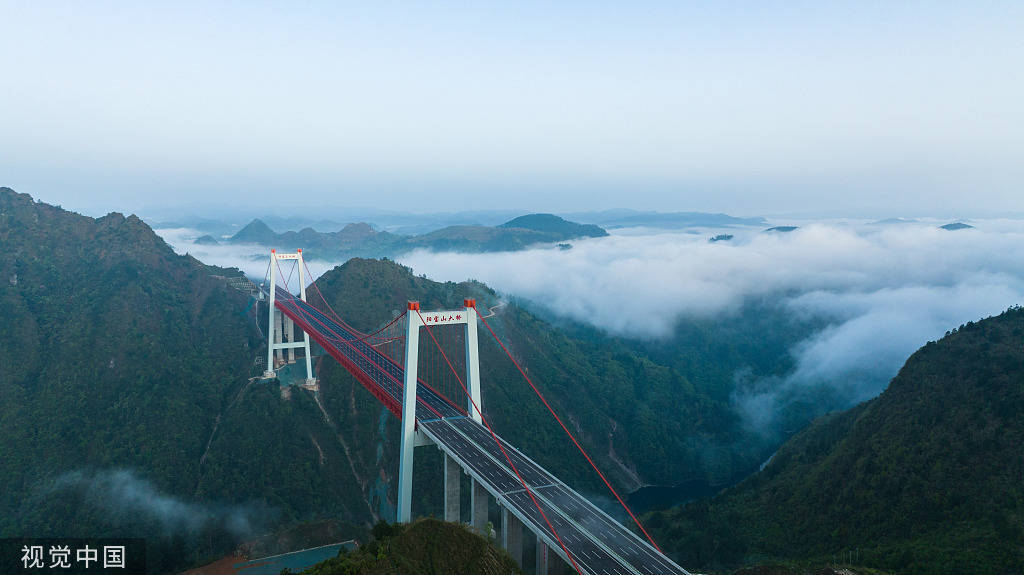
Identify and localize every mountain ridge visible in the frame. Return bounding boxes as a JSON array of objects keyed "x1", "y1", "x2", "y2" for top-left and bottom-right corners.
[
  {"x1": 0, "y1": 187, "x2": 373, "y2": 571},
  {"x1": 647, "y1": 306, "x2": 1024, "y2": 574},
  {"x1": 224, "y1": 214, "x2": 608, "y2": 258}
]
